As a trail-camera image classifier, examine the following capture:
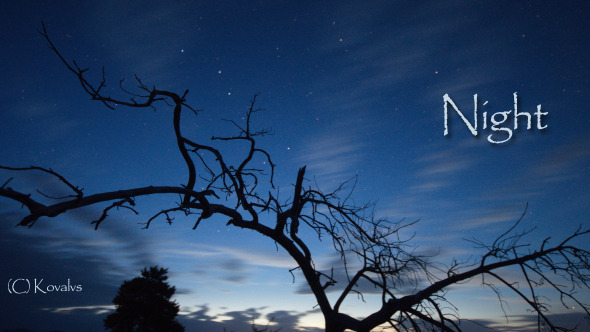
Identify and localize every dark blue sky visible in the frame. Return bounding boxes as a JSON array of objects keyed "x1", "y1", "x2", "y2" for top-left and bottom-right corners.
[{"x1": 1, "y1": 1, "x2": 589, "y2": 331}]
